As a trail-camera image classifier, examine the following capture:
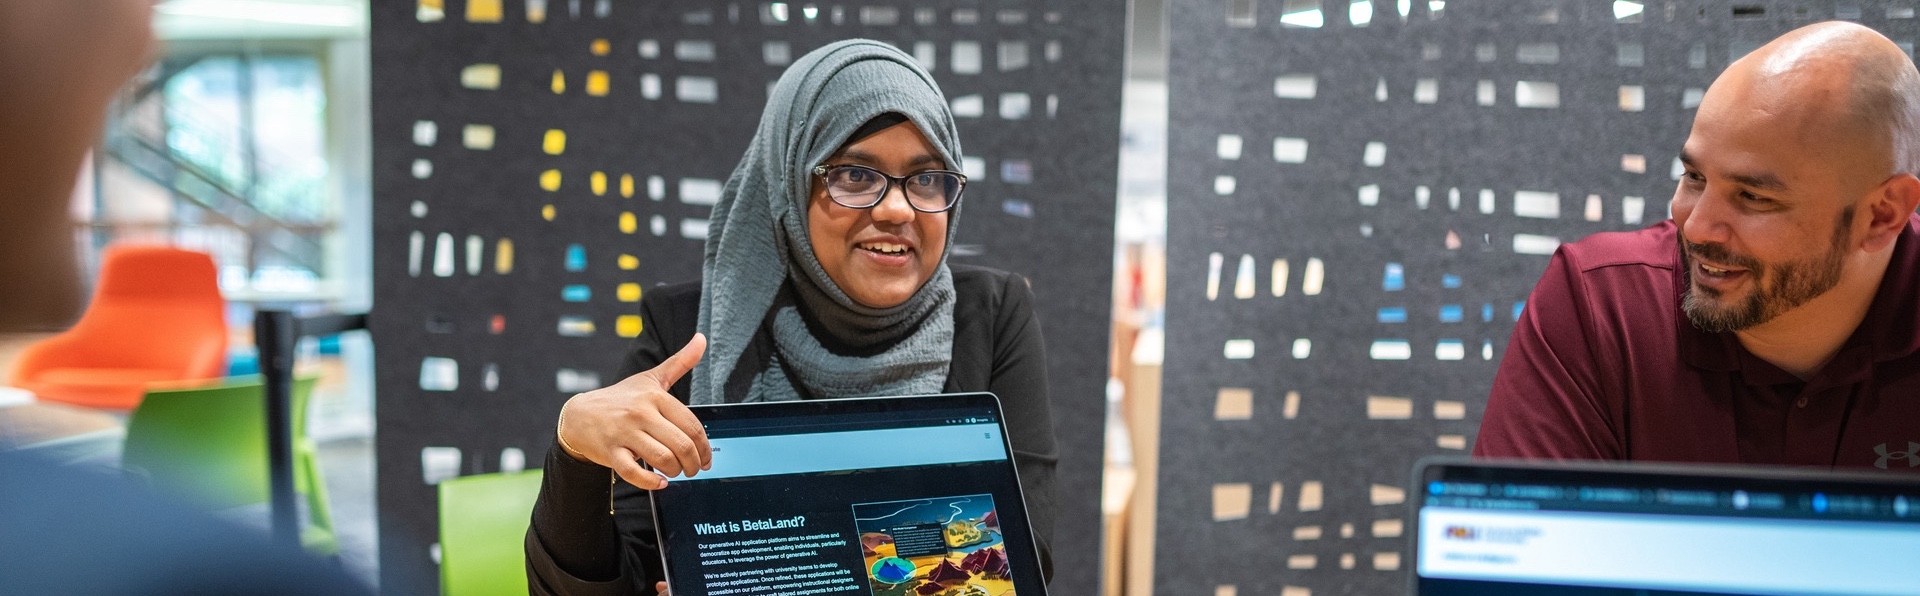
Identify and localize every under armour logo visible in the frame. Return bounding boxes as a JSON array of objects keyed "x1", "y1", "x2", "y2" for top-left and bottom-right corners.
[{"x1": 1873, "y1": 442, "x2": 1920, "y2": 470}]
